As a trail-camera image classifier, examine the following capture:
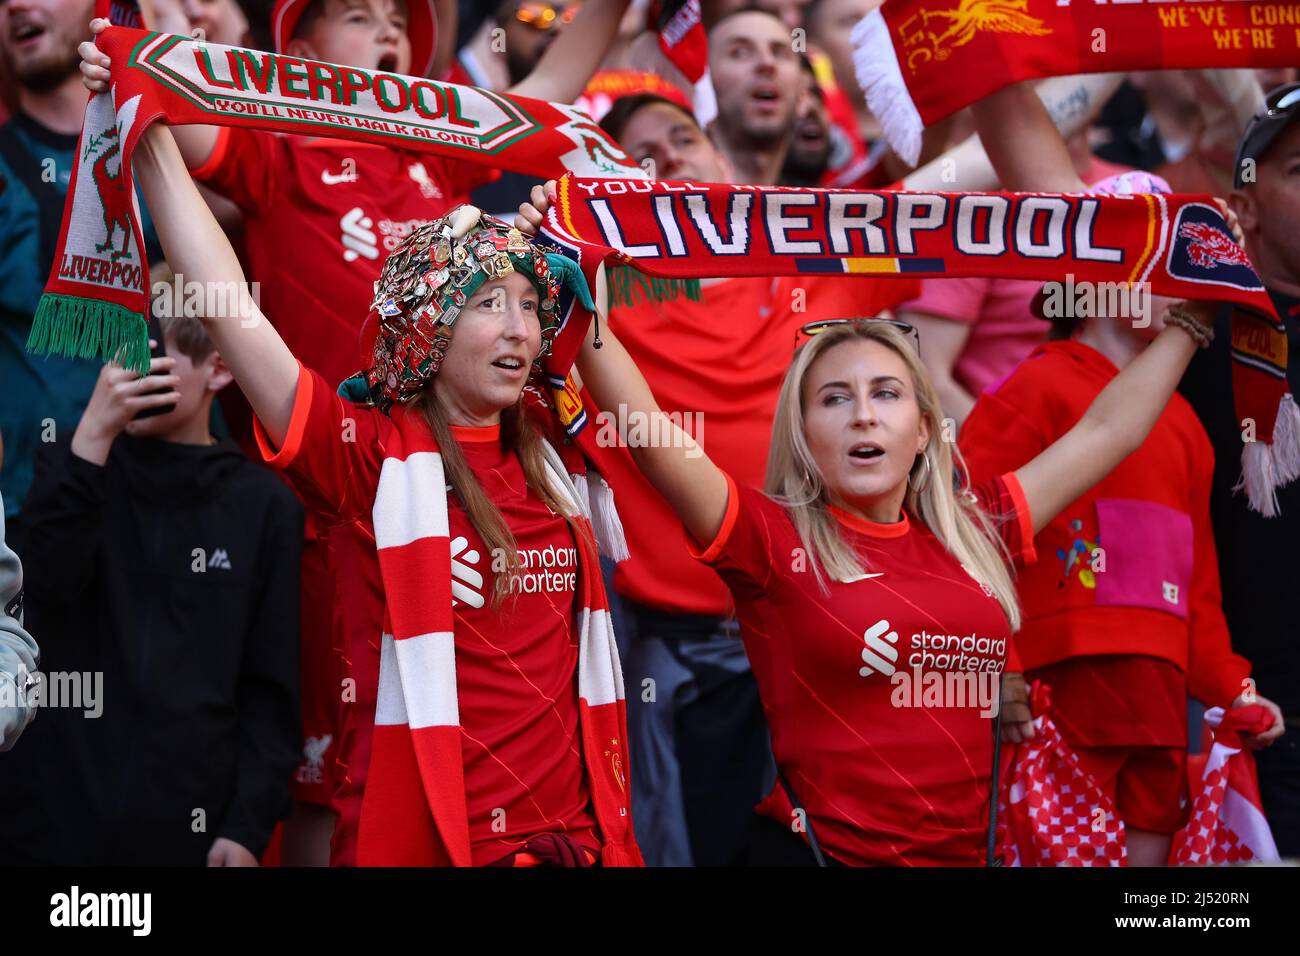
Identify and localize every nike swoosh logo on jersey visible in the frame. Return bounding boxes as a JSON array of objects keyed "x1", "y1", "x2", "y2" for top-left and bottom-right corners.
[{"x1": 321, "y1": 168, "x2": 356, "y2": 185}]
